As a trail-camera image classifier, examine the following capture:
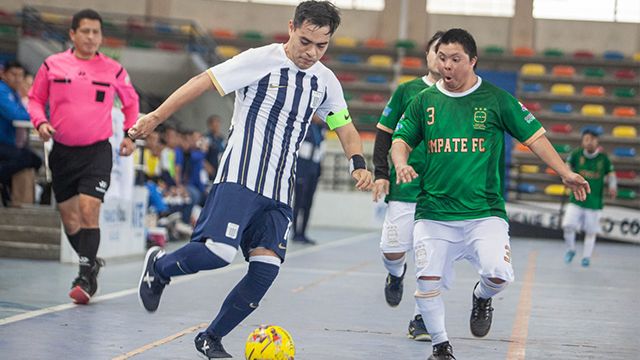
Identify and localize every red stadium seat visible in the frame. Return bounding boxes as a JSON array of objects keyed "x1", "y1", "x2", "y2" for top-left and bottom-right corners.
[
  {"x1": 273, "y1": 33, "x2": 289, "y2": 43},
  {"x1": 336, "y1": 73, "x2": 357, "y2": 83},
  {"x1": 614, "y1": 69, "x2": 637, "y2": 80},
  {"x1": 616, "y1": 170, "x2": 637, "y2": 179},
  {"x1": 550, "y1": 124, "x2": 573, "y2": 134},
  {"x1": 361, "y1": 93, "x2": 386, "y2": 103},
  {"x1": 573, "y1": 50, "x2": 594, "y2": 59},
  {"x1": 522, "y1": 101, "x2": 541, "y2": 112},
  {"x1": 156, "y1": 41, "x2": 182, "y2": 52}
]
